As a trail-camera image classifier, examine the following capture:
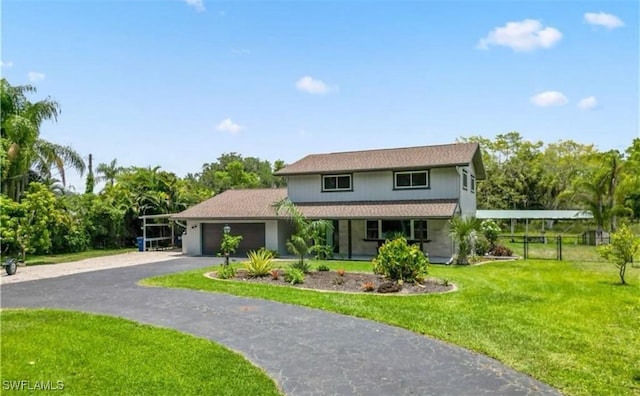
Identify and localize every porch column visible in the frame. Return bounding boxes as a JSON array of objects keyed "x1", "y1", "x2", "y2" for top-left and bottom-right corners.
[{"x1": 347, "y1": 220, "x2": 352, "y2": 259}]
